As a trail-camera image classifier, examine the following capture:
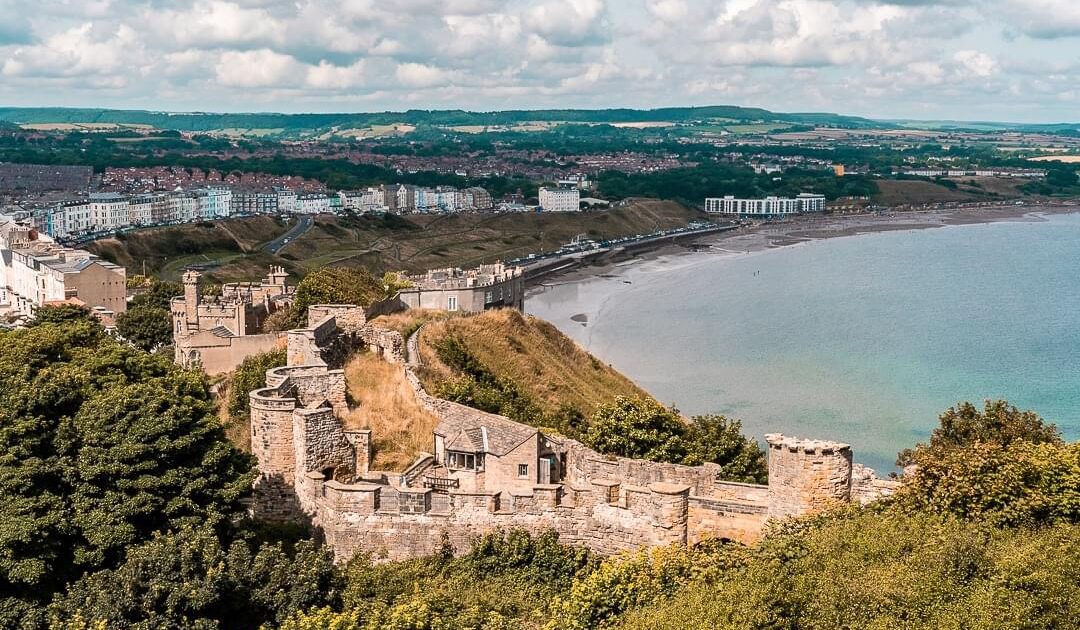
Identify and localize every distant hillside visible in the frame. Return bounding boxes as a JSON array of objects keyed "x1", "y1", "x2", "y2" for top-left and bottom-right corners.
[
  {"x1": 87, "y1": 199, "x2": 705, "y2": 283},
  {"x1": 85, "y1": 215, "x2": 291, "y2": 281},
  {"x1": 0, "y1": 105, "x2": 888, "y2": 136},
  {"x1": 414, "y1": 309, "x2": 656, "y2": 434}
]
